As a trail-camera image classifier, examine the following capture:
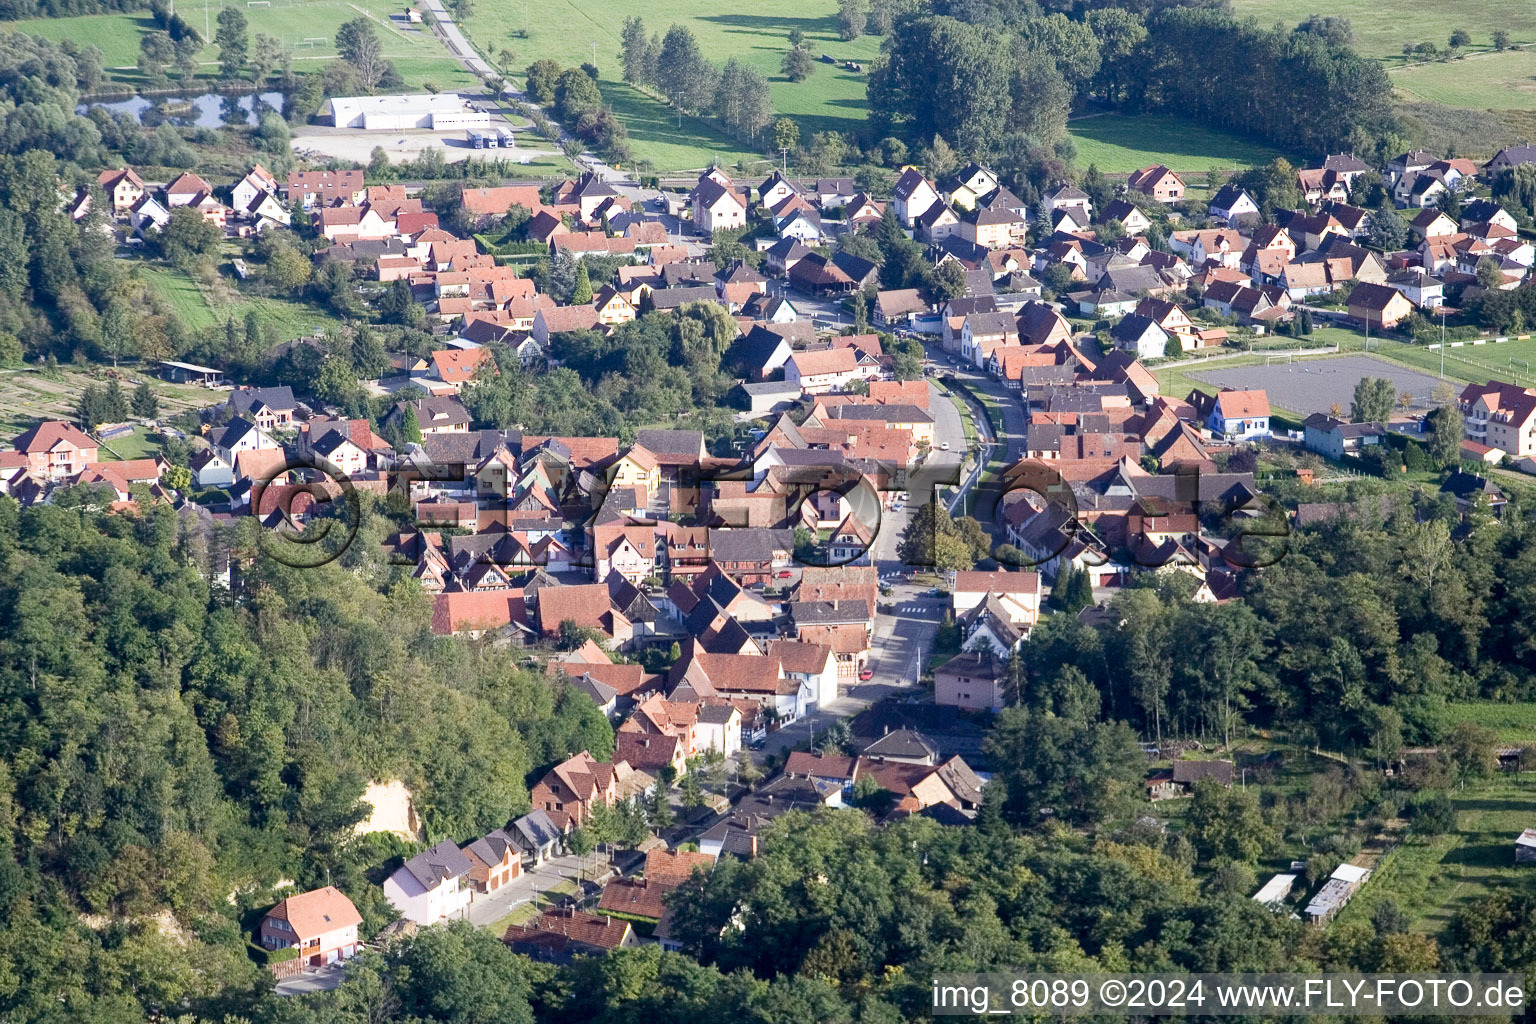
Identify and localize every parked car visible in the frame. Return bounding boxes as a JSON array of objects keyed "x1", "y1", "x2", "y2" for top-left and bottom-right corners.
[{"x1": 858, "y1": 667, "x2": 874, "y2": 681}]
